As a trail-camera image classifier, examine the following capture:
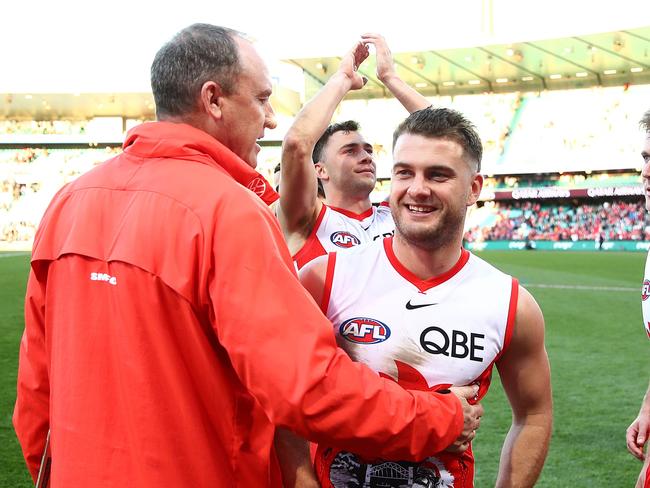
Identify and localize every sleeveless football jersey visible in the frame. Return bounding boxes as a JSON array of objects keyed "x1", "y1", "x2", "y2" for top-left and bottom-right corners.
[
  {"x1": 315, "y1": 237, "x2": 518, "y2": 488},
  {"x1": 641, "y1": 250, "x2": 650, "y2": 339},
  {"x1": 293, "y1": 203, "x2": 394, "y2": 269}
]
